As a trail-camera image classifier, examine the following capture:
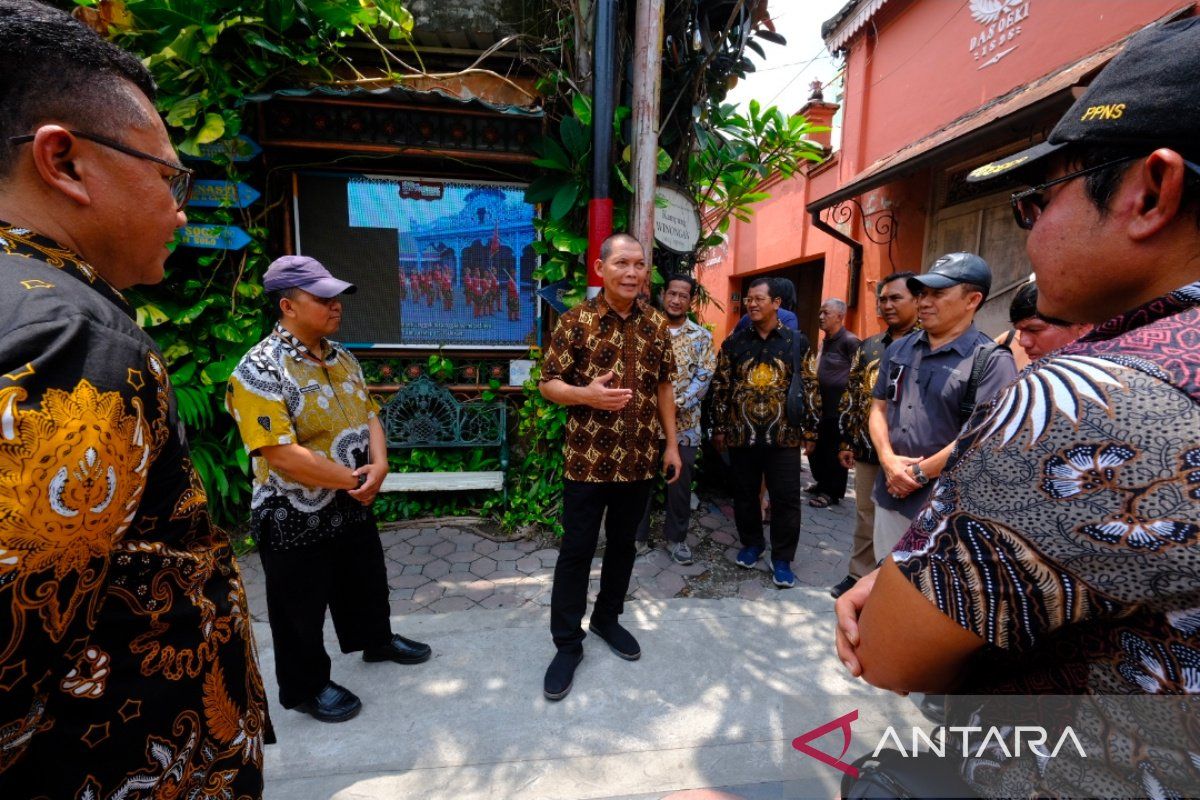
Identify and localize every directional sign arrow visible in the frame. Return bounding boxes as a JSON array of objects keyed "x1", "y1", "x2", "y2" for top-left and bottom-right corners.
[
  {"x1": 178, "y1": 224, "x2": 253, "y2": 250},
  {"x1": 188, "y1": 180, "x2": 261, "y2": 209},
  {"x1": 188, "y1": 134, "x2": 262, "y2": 163}
]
